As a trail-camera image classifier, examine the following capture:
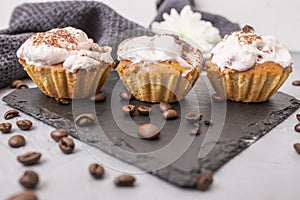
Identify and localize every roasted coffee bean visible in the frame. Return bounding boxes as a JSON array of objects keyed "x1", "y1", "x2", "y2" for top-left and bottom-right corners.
[
  {"x1": 295, "y1": 123, "x2": 300, "y2": 132},
  {"x1": 185, "y1": 113, "x2": 203, "y2": 123},
  {"x1": 10, "y1": 80, "x2": 24, "y2": 88},
  {"x1": 59, "y1": 137, "x2": 75, "y2": 154},
  {"x1": 19, "y1": 170, "x2": 39, "y2": 189},
  {"x1": 212, "y1": 93, "x2": 225, "y2": 102},
  {"x1": 16, "y1": 120, "x2": 33, "y2": 130},
  {"x1": 122, "y1": 104, "x2": 135, "y2": 116},
  {"x1": 50, "y1": 129, "x2": 68, "y2": 142},
  {"x1": 162, "y1": 109, "x2": 178, "y2": 120},
  {"x1": 292, "y1": 80, "x2": 300, "y2": 86},
  {"x1": 114, "y1": 174, "x2": 136, "y2": 187},
  {"x1": 4, "y1": 109, "x2": 19, "y2": 120},
  {"x1": 137, "y1": 106, "x2": 151, "y2": 116},
  {"x1": 120, "y1": 91, "x2": 133, "y2": 101},
  {"x1": 7, "y1": 191, "x2": 38, "y2": 200},
  {"x1": 91, "y1": 92, "x2": 106, "y2": 102},
  {"x1": 75, "y1": 114, "x2": 96, "y2": 127},
  {"x1": 297, "y1": 114, "x2": 300, "y2": 121},
  {"x1": 89, "y1": 163, "x2": 105, "y2": 179},
  {"x1": 195, "y1": 171, "x2": 213, "y2": 191},
  {"x1": 0, "y1": 122, "x2": 12, "y2": 133},
  {"x1": 16, "y1": 82, "x2": 29, "y2": 89},
  {"x1": 17, "y1": 152, "x2": 41, "y2": 166},
  {"x1": 159, "y1": 102, "x2": 172, "y2": 112},
  {"x1": 57, "y1": 98, "x2": 70, "y2": 105},
  {"x1": 8, "y1": 135, "x2": 26, "y2": 148},
  {"x1": 294, "y1": 143, "x2": 300, "y2": 154},
  {"x1": 138, "y1": 124, "x2": 160, "y2": 139},
  {"x1": 190, "y1": 128, "x2": 201, "y2": 136},
  {"x1": 204, "y1": 119, "x2": 213, "y2": 126}
]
